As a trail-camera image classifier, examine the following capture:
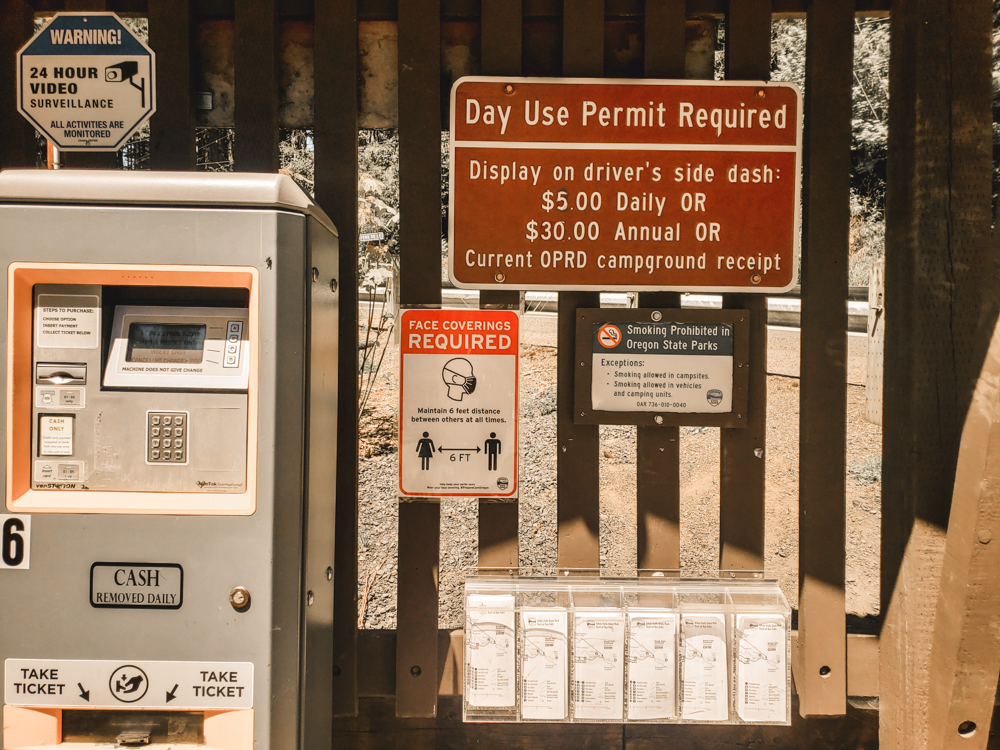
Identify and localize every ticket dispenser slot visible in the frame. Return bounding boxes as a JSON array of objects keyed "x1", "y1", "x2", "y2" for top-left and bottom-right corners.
[{"x1": 0, "y1": 170, "x2": 340, "y2": 750}]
